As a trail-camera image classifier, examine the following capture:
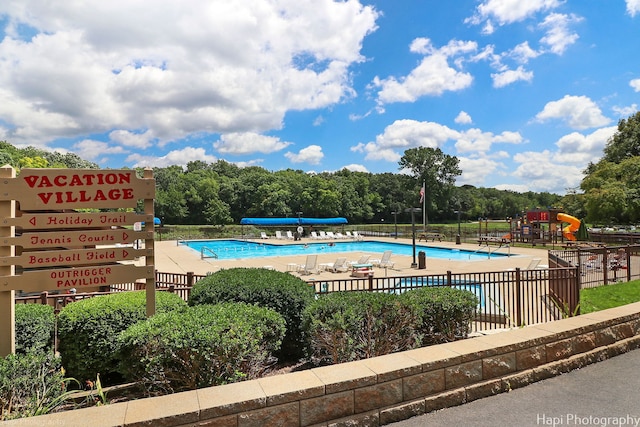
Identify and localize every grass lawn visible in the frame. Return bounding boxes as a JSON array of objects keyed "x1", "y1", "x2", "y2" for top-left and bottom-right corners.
[{"x1": 580, "y1": 280, "x2": 640, "y2": 314}]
